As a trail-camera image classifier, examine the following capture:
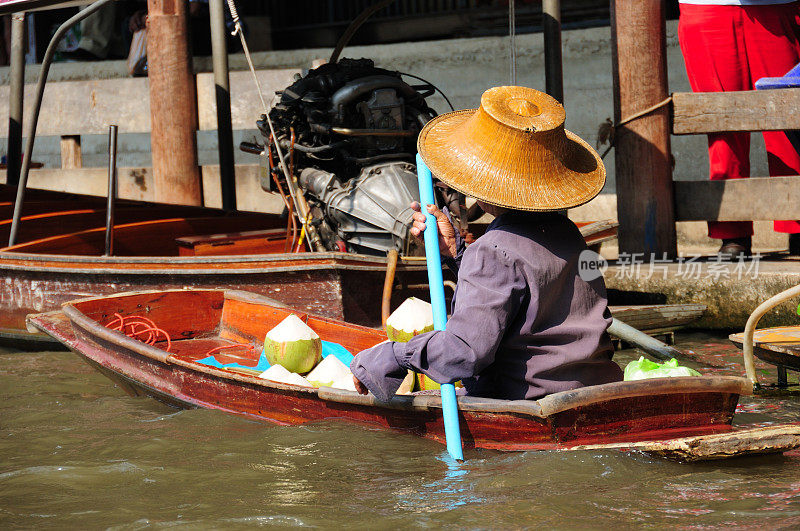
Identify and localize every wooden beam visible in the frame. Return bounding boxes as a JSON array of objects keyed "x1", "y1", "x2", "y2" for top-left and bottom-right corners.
[
  {"x1": 674, "y1": 176, "x2": 800, "y2": 221},
  {"x1": 0, "y1": 78, "x2": 151, "y2": 137},
  {"x1": 147, "y1": 0, "x2": 202, "y2": 206},
  {"x1": 0, "y1": 164, "x2": 285, "y2": 214},
  {"x1": 611, "y1": 0, "x2": 676, "y2": 256},
  {"x1": 59, "y1": 135, "x2": 82, "y2": 169},
  {"x1": 672, "y1": 88, "x2": 800, "y2": 135}
]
